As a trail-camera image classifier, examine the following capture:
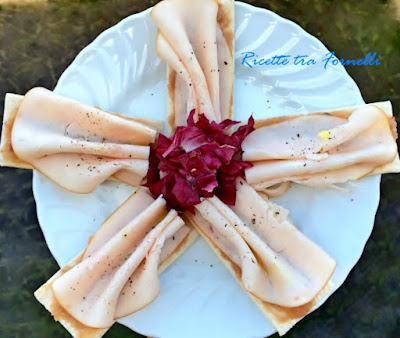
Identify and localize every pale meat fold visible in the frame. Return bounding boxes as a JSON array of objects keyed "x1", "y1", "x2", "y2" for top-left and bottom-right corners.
[
  {"x1": 35, "y1": 188, "x2": 197, "y2": 337},
  {"x1": 7, "y1": 87, "x2": 159, "y2": 193},
  {"x1": 243, "y1": 104, "x2": 399, "y2": 193},
  {"x1": 151, "y1": 0, "x2": 234, "y2": 130},
  {"x1": 185, "y1": 178, "x2": 336, "y2": 335}
]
